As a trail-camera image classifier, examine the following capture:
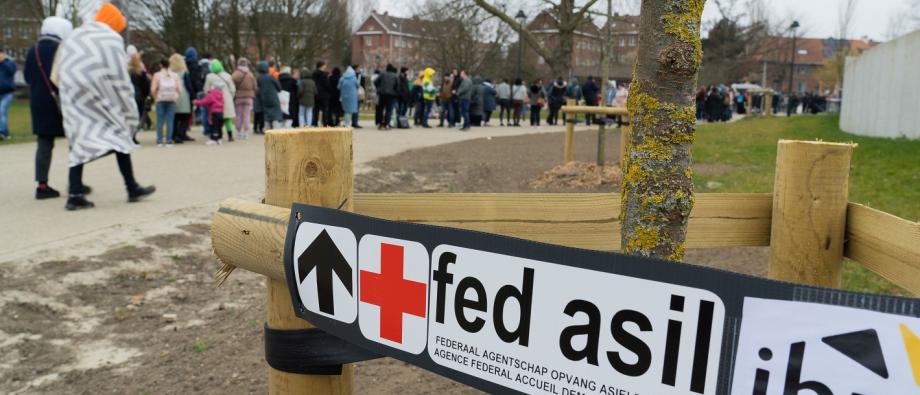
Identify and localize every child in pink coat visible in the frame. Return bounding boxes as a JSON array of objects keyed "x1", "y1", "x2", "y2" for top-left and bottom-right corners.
[{"x1": 193, "y1": 87, "x2": 224, "y2": 145}]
